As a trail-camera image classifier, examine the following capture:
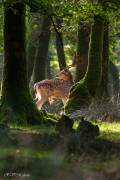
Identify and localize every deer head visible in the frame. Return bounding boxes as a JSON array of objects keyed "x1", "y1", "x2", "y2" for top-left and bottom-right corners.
[{"x1": 56, "y1": 67, "x2": 73, "y2": 81}]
